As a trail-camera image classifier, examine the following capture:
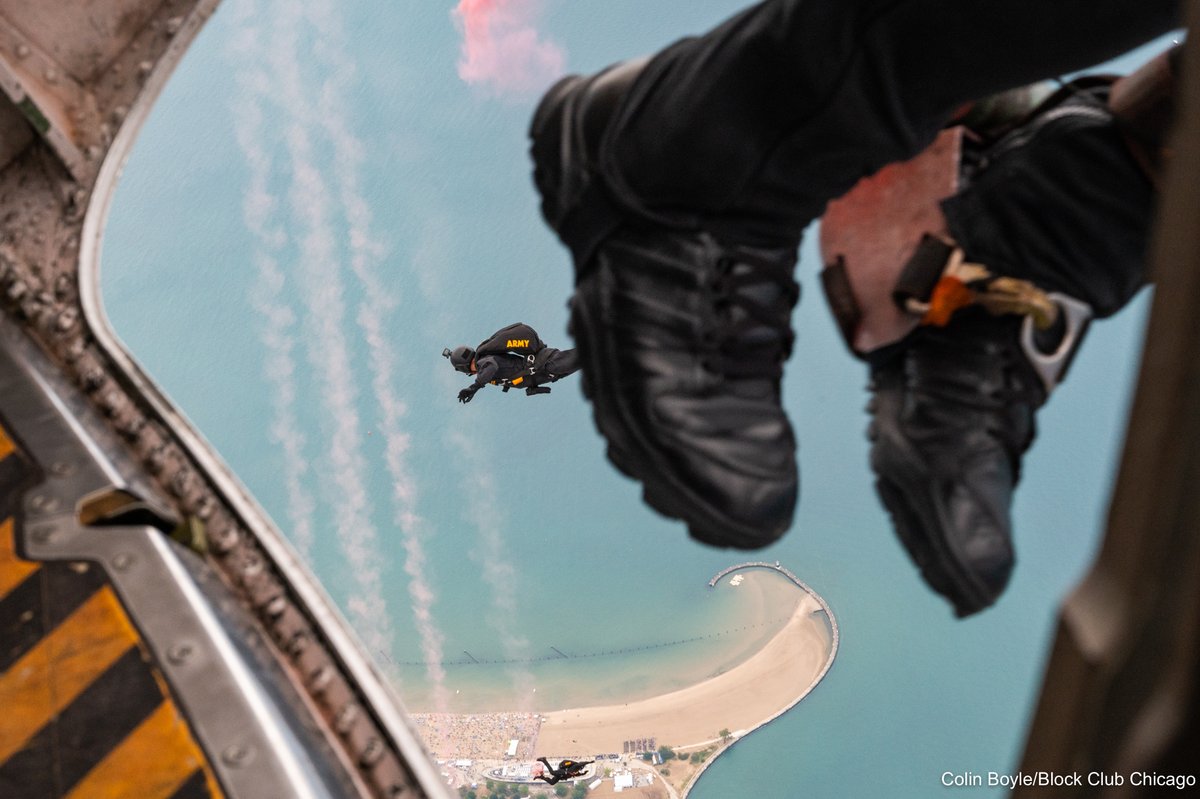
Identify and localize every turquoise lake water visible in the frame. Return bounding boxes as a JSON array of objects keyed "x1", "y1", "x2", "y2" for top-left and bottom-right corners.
[
  {"x1": 391, "y1": 568, "x2": 806, "y2": 714},
  {"x1": 98, "y1": 2, "x2": 1171, "y2": 796}
]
